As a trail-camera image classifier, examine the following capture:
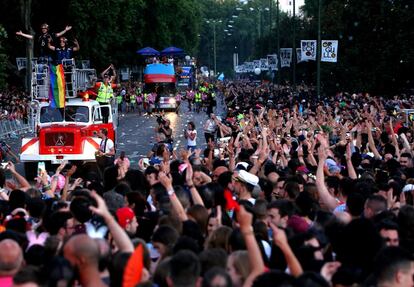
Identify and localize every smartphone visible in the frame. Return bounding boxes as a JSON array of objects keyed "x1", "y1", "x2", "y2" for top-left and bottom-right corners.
[
  {"x1": 38, "y1": 162, "x2": 46, "y2": 177},
  {"x1": 0, "y1": 163, "x2": 8, "y2": 169}
]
